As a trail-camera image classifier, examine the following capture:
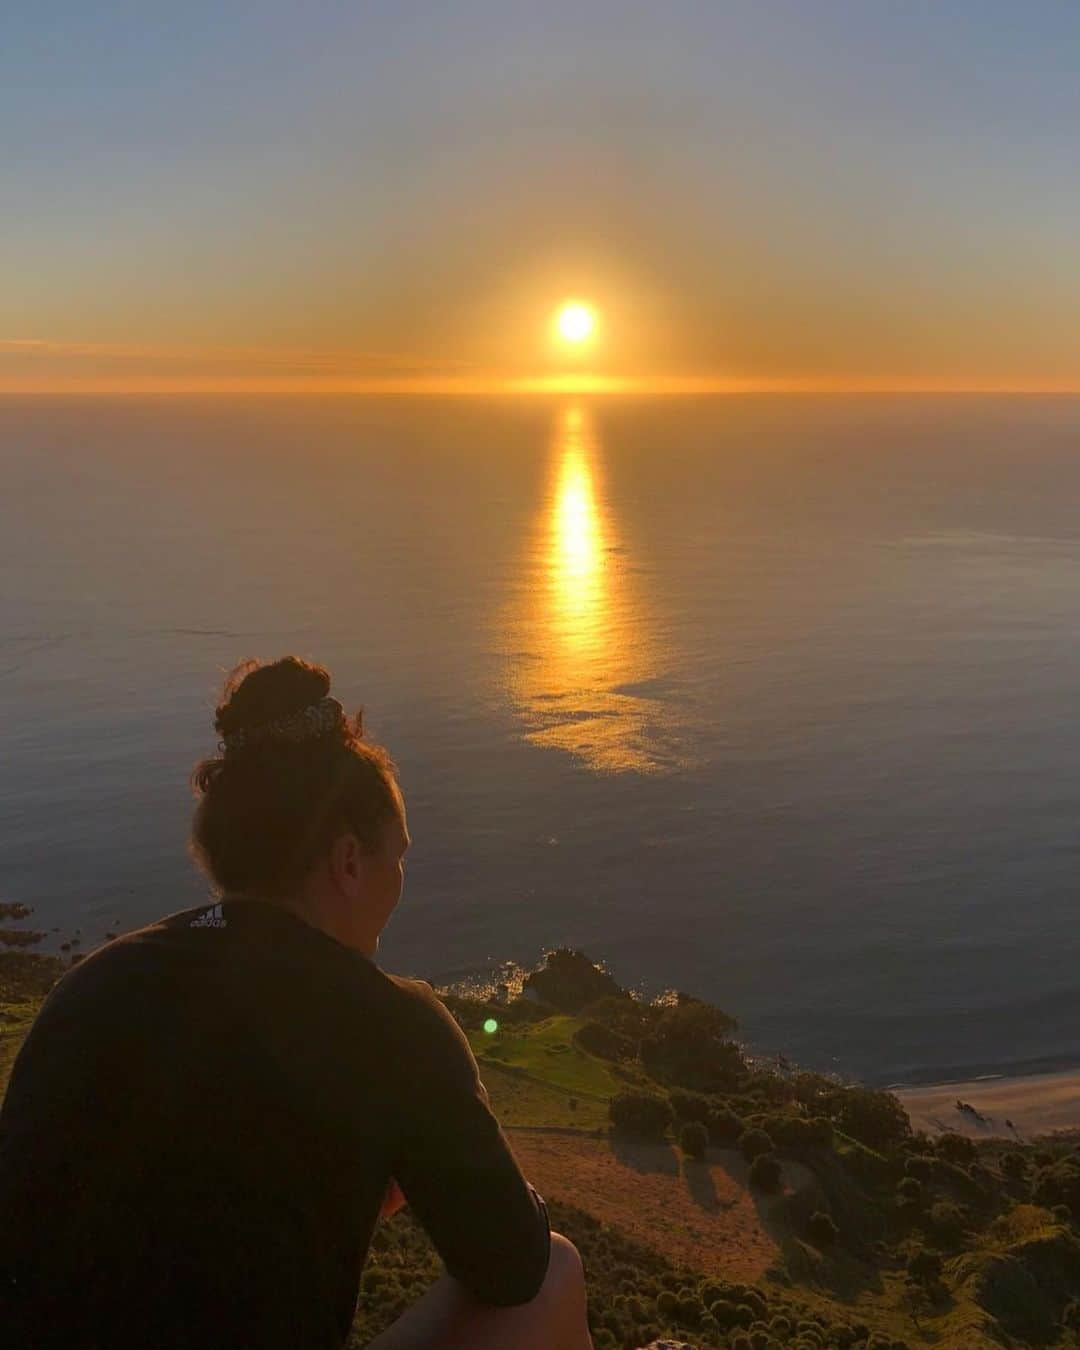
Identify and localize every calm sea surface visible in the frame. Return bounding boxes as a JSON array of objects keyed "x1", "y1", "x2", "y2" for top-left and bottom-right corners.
[{"x1": 4, "y1": 394, "x2": 1080, "y2": 1084}]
